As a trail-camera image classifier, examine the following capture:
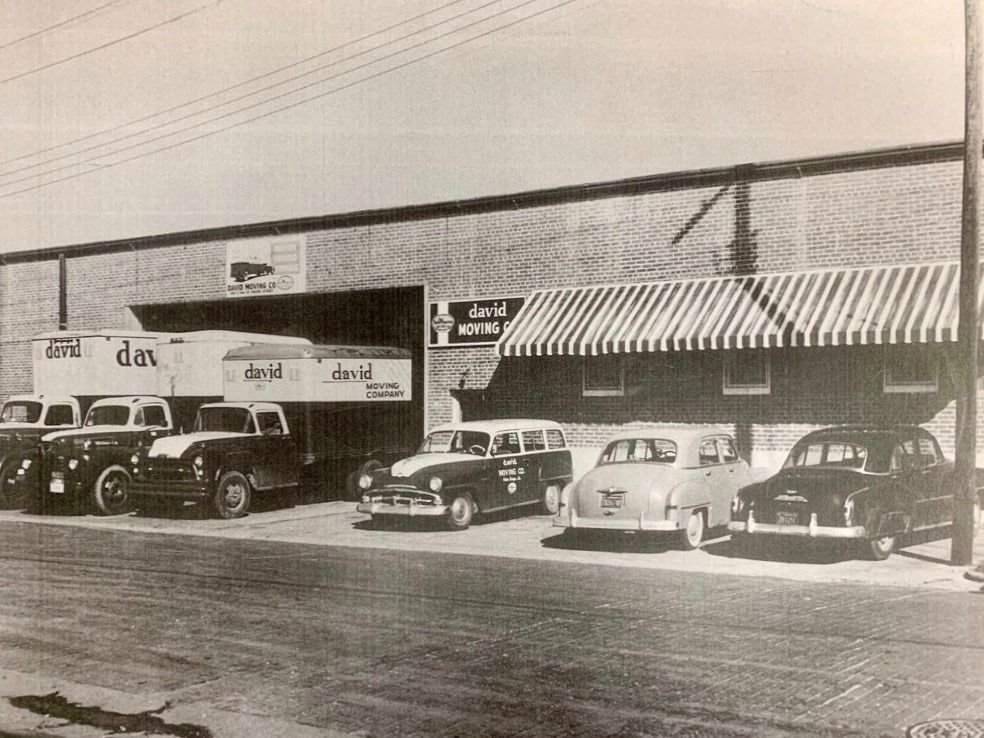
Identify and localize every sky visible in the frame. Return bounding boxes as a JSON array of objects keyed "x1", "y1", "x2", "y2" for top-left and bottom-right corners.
[{"x1": 0, "y1": 0, "x2": 968, "y2": 253}]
